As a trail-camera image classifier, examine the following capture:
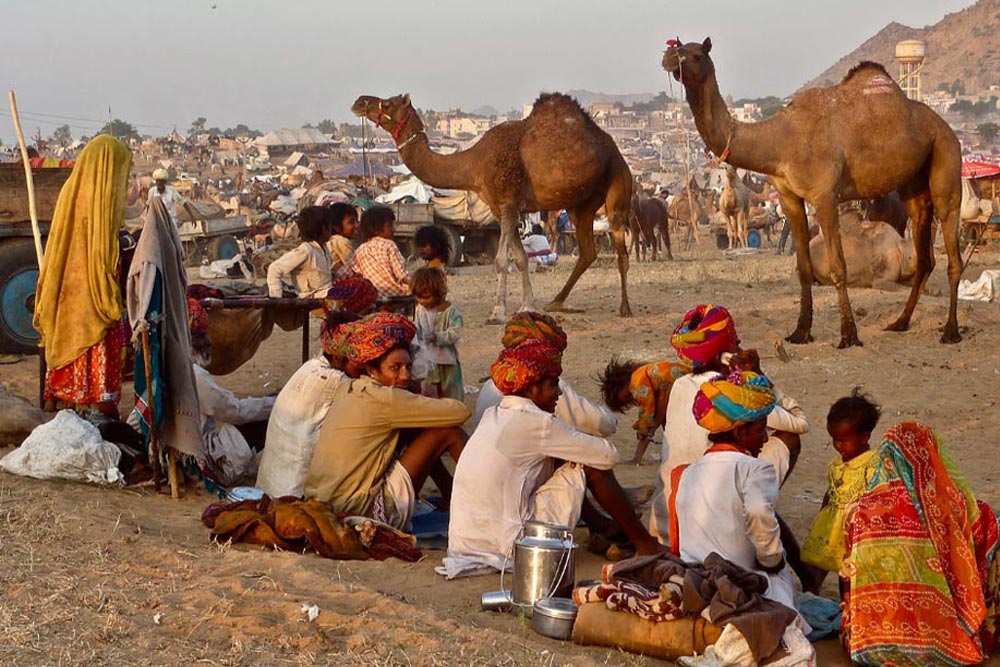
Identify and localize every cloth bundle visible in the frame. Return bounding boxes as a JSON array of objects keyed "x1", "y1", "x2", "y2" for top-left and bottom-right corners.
[{"x1": 201, "y1": 496, "x2": 422, "y2": 562}]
